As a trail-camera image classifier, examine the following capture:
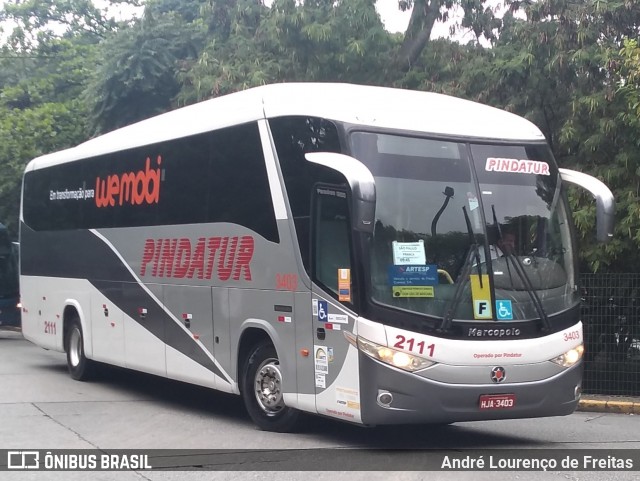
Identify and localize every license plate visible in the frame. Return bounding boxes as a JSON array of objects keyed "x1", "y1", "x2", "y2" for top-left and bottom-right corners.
[{"x1": 479, "y1": 394, "x2": 516, "y2": 410}]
